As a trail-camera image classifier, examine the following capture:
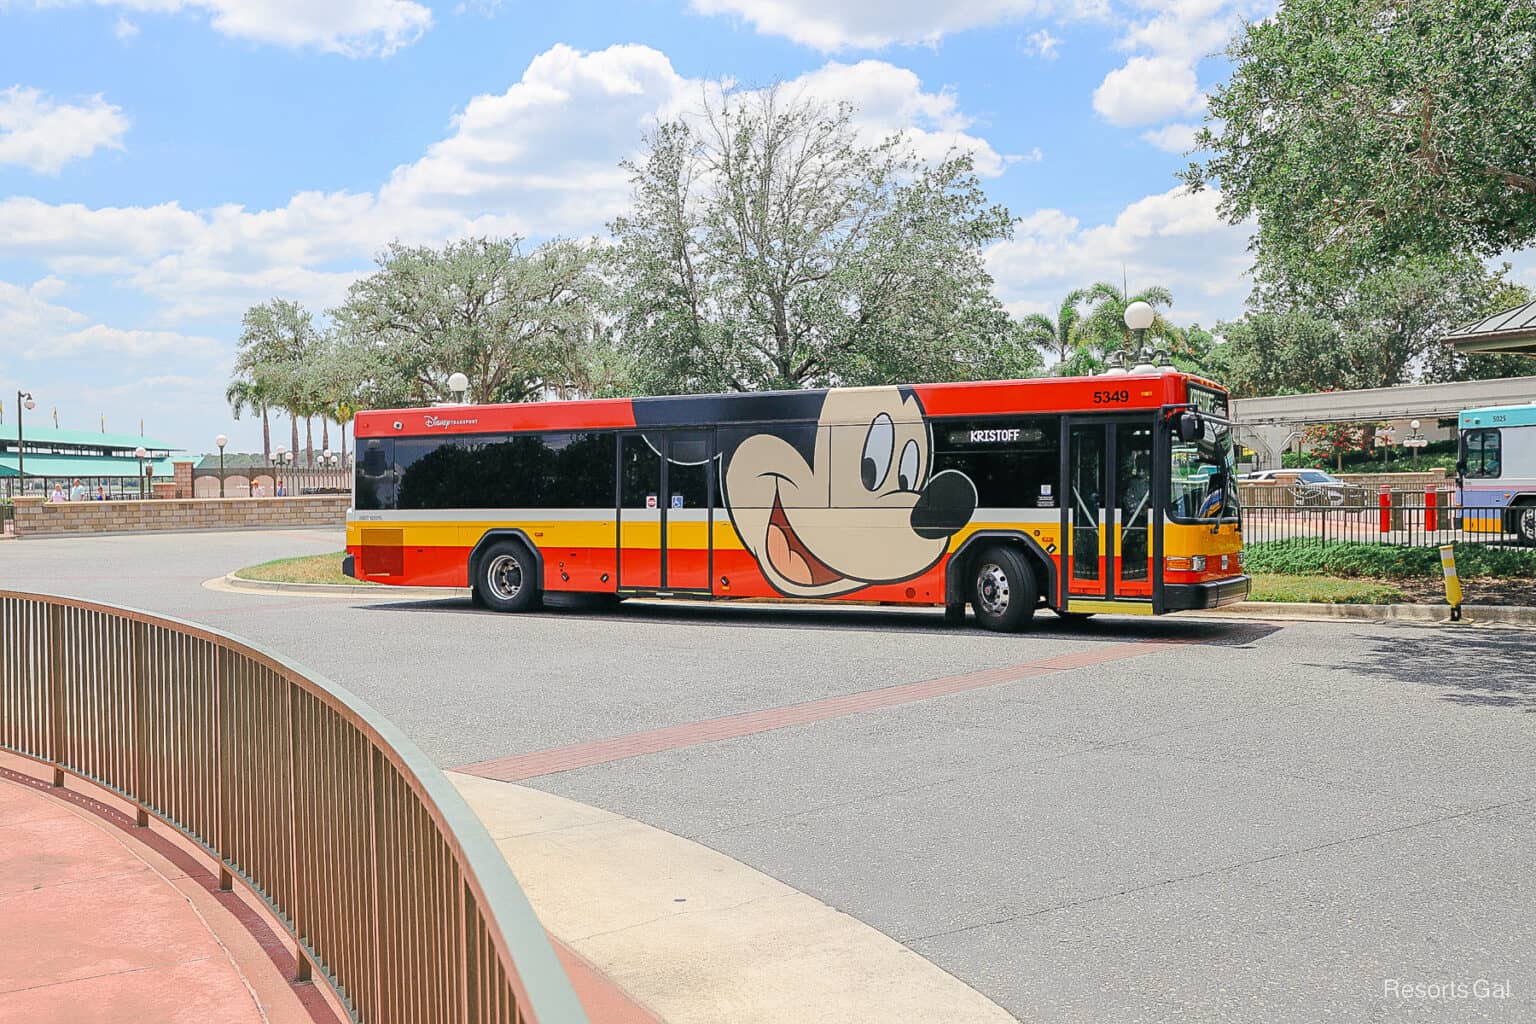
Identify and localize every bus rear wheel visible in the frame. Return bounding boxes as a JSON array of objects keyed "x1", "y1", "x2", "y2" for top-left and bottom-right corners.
[
  {"x1": 475, "y1": 542, "x2": 541, "y2": 613},
  {"x1": 1512, "y1": 501, "x2": 1536, "y2": 546},
  {"x1": 969, "y1": 545, "x2": 1038, "y2": 632}
]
